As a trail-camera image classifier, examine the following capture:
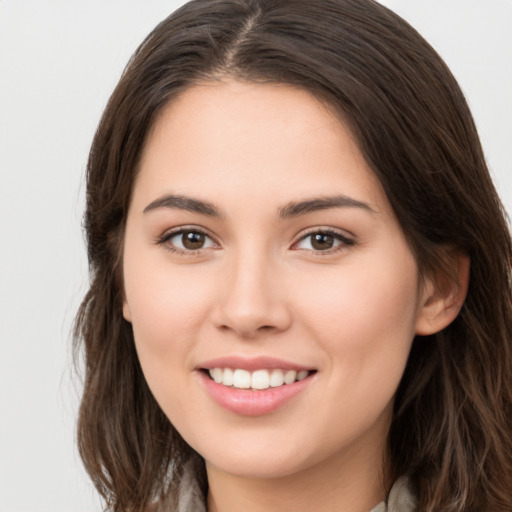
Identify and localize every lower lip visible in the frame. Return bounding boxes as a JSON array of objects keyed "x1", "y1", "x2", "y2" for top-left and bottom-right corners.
[{"x1": 199, "y1": 371, "x2": 314, "y2": 416}]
